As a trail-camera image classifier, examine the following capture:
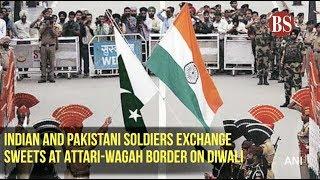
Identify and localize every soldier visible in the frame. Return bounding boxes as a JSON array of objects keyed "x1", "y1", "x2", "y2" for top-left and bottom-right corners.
[
  {"x1": 244, "y1": 145, "x2": 268, "y2": 179},
  {"x1": 297, "y1": 107, "x2": 310, "y2": 179},
  {"x1": 251, "y1": 14, "x2": 274, "y2": 85},
  {"x1": 38, "y1": 16, "x2": 60, "y2": 83},
  {"x1": 9, "y1": 93, "x2": 39, "y2": 179},
  {"x1": 280, "y1": 28, "x2": 306, "y2": 107},
  {"x1": 260, "y1": 138, "x2": 276, "y2": 179},
  {"x1": 313, "y1": 23, "x2": 320, "y2": 70},
  {"x1": 0, "y1": 36, "x2": 11, "y2": 71},
  {"x1": 303, "y1": 21, "x2": 317, "y2": 72}
]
